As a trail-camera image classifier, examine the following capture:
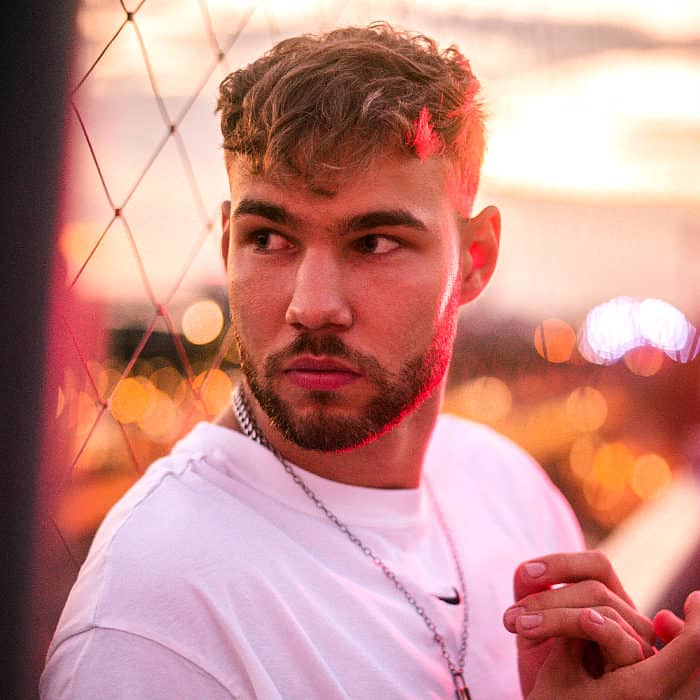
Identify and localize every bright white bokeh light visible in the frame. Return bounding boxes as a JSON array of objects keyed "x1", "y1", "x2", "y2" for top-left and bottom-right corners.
[
  {"x1": 581, "y1": 296, "x2": 697, "y2": 364},
  {"x1": 638, "y1": 298, "x2": 690, "y2": 352},
  {"x1": 582, "y1": 297, "x2": 641, "y2": 362}
]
